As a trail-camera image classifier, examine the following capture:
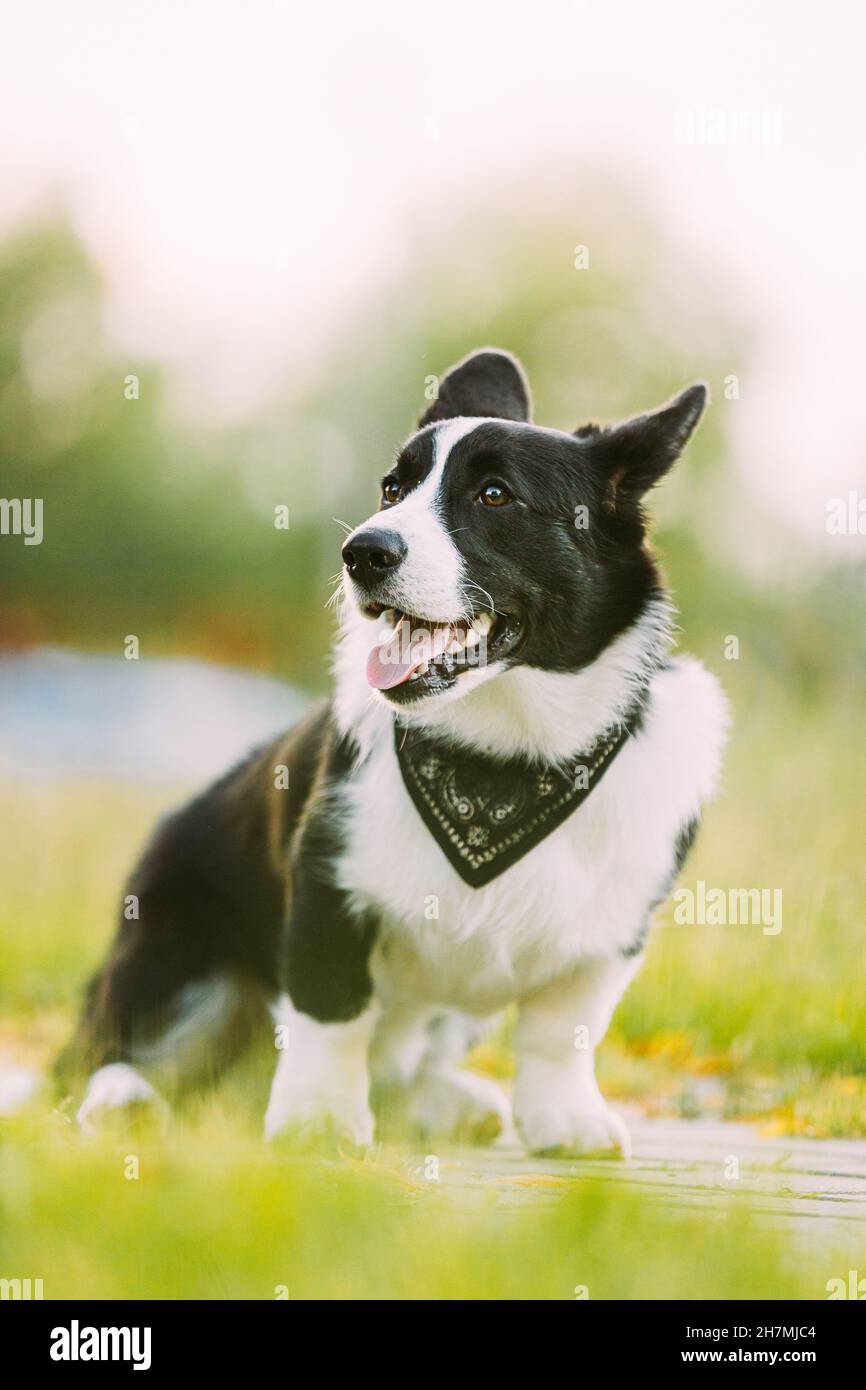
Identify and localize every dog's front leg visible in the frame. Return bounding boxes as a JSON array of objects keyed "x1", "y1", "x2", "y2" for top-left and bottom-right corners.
[
  {"x1": 264, "y1": 808, "x2": 380, "y2": 1146},
  {"x1": 513, "y1": 954, "x2": 640, "y2": 1158},
  {"x1": 264, "y1": 994, "x2": 379, "y2": 1146}
]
